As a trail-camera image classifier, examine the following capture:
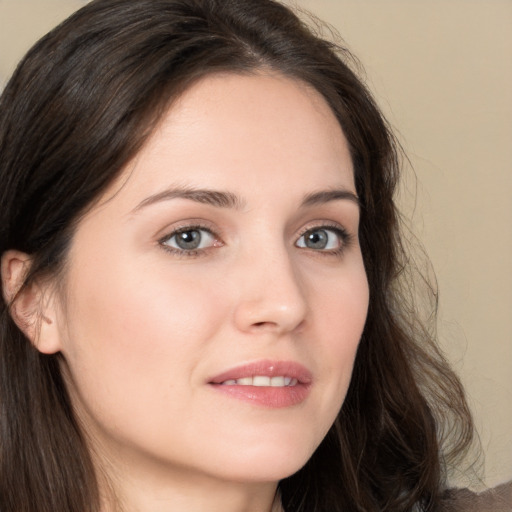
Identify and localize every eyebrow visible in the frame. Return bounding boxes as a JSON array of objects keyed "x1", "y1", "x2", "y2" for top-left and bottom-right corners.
[
  {"x1": 301, "y1": 189, "x2": 360, "y2": 208},
  {"x1": 132, "y1": 187, "x2": 245, "y2": 212},
  {"x1": 132, "y1": 186, "x2": 359, "y2": 213}
]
